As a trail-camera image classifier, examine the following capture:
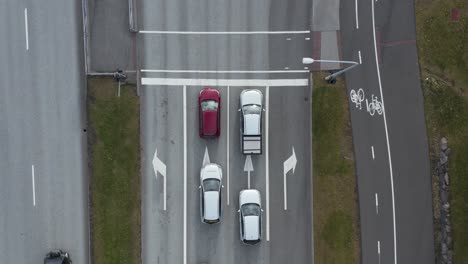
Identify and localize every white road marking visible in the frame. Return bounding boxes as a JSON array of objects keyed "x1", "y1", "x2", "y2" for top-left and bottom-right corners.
[
  {"x1": 141, "y1": 69, "x2": 309, "y2": 74},
  {"x1": 371, "y1": 146, "x2": 375, "y2": 160},
  {"x1": 152, "y1": 148, "x2": 167, "y2": 210},
  {"x1": 286, "y1": 37, "x2": 291, "y2": 40},
  {"x1": 244, "y1": 155, "x2": 254, "y2": 189},
  {"x1": 355, "y1": 0, "x2": 359, "y2": 29},
  {"x1": 141, "y1": 78, "x2": 309, "y2": 87},
  {"x1": 305, "y1": 37, "x2": 310, "y2": 40},
  {"x1": 358, "y1": 50, "x2": 362, "y2": 64},
  {"x1": 31, "y1": 165, "x2": 36, "y2": 206},
  {"x1": 202, "y1": 146, "x2": 210, "y2": 166},
  {"x1": 304, "y1": 66, "x2": 309, "y2": 70},
  {"x1": 227, "y1": 87, "x2": 230, "y2": 206},
  {"x1": 24, "y1": 8, "x2": 29, "y2": 50},
  {"x1": 375, "y1": 193, "x2": 379, "y2": 214},
  {"x1": 139, "y1": 30, "x2": 311, "y2": 35},
  {"x1": 284, "y1": 67, "x2": 289, "y2": 70},
  {"x1": 266, "y1": 86, "x2": 270, "y2": 241},
  {"x1": 372, "y1": 0, "x2": 397, "y2": 262},
  {"x1": 283, "y1": 147, "x2": 297, "y2": 211},
  {"x1": 378, "y1": 240, "x2": 381, "y2": 264},
  {"x1": 183, "y1": 85, "x2": 187, "y2": 264}
]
